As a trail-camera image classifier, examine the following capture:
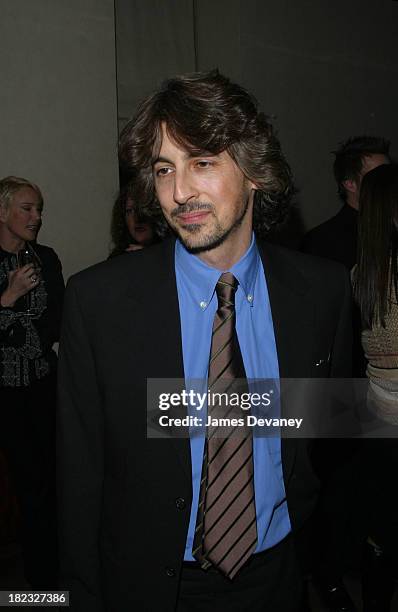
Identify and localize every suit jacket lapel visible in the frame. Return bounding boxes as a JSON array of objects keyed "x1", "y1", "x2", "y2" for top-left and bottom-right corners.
[
  {"x1": 258, "y1": 242, "x2": 314, "y2": 483},
  {"x1": 126, "y1": 238, "x2": 192, "y2": 481},
  {"x1": 258, "y1": 242, "x2": 312, "y2": 377}
]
